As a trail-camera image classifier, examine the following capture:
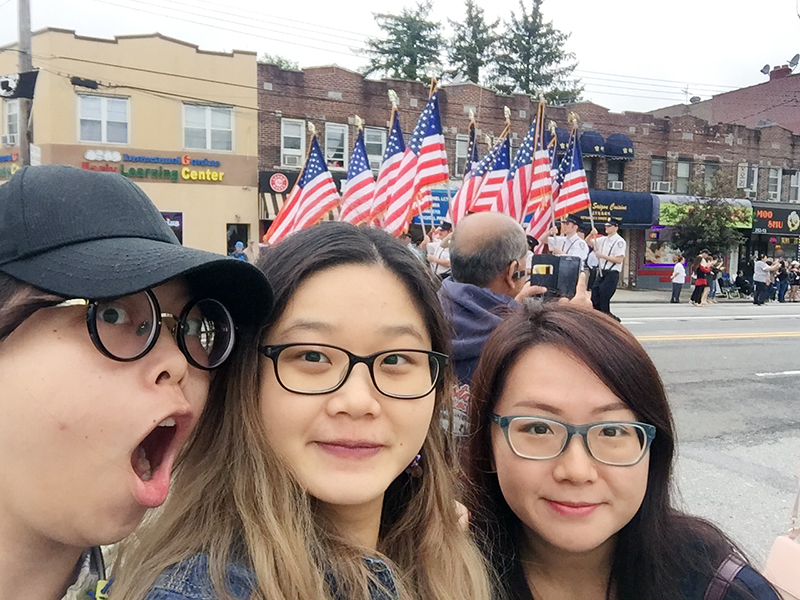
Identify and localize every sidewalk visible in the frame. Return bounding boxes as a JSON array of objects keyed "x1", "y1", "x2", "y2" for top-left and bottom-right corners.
[{"x1": 613, "y1": 288, "x2": 753, "y2": 303}]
